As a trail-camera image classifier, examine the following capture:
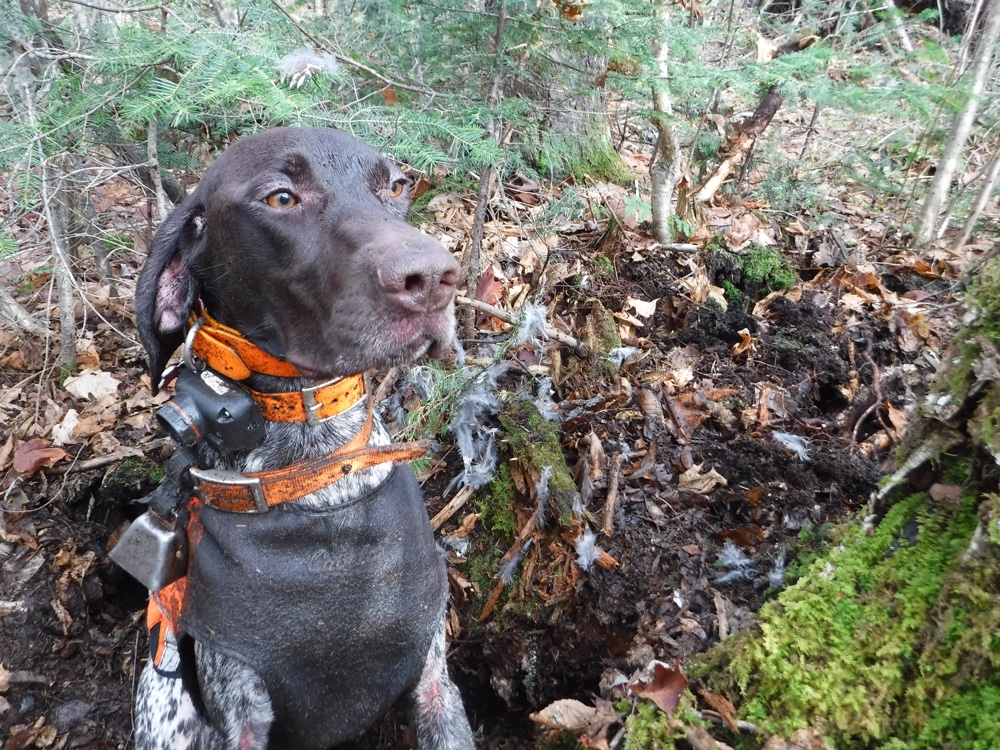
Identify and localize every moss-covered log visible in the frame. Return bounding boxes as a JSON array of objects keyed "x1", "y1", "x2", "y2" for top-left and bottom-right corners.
[
  {"x1": 687, "y1": 260, "x2": 1000, "y2": 749},
  {"x1": 497, "y1": 398, "x2": 579, "y2": 526}
]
